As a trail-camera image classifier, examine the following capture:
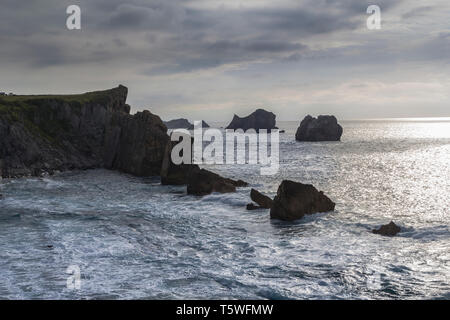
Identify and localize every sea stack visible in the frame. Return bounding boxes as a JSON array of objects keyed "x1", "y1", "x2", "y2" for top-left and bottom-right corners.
[
  {"x1": 225, "y1": 109, "x2": 276, "y2": 132},
  {"x1": 164, "y1": 118, "x2": 192, "y2": 129},
  {"x1": 164, "y1": 119, "x2": 210, "y2": 130},
  {"x1": 295, "y1": 115, "x2": 343, "y2": 142},
  {"x1": 270, "y1": 180, "x2": 335, "y2": 221}
]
